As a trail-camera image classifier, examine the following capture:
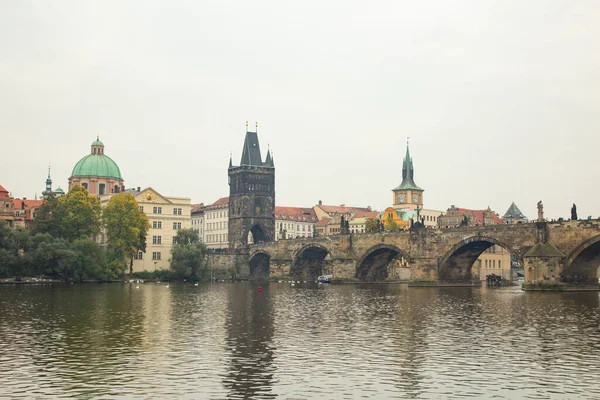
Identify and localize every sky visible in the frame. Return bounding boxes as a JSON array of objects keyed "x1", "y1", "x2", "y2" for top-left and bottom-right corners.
[{"x1": 1, "y1": 0, "x2": 599, "y2": 221}]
